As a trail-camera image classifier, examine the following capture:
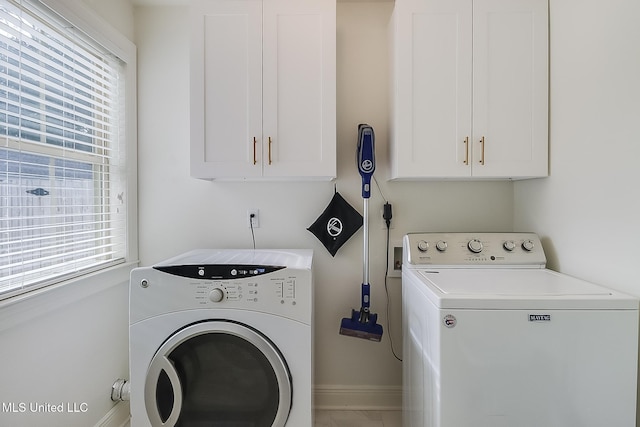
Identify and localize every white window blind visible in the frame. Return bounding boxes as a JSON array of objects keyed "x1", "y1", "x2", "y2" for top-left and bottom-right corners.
[{"x1": 0, "y1": 0, "x2": 127, "y2": 299}]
